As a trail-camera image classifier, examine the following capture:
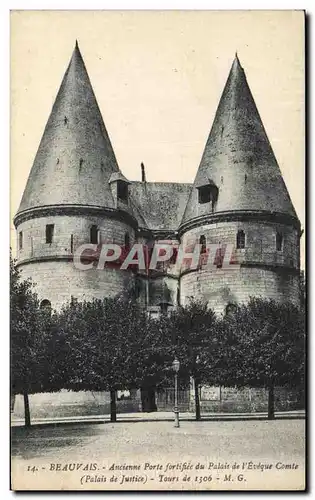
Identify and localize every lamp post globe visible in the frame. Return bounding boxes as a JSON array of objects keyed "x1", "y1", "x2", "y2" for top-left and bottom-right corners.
[{"x1": 172, "y1": 358, "x2": 180, "y2": 373}]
